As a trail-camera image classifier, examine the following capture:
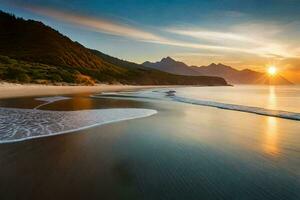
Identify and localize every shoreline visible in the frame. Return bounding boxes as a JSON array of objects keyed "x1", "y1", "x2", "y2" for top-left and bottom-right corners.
[
  {"x1": 0, "y1": 83, "x2": 170, "y2": 99},
  {"x1": 0, "y1": 108, "x2": 157, "y2": 143}
]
